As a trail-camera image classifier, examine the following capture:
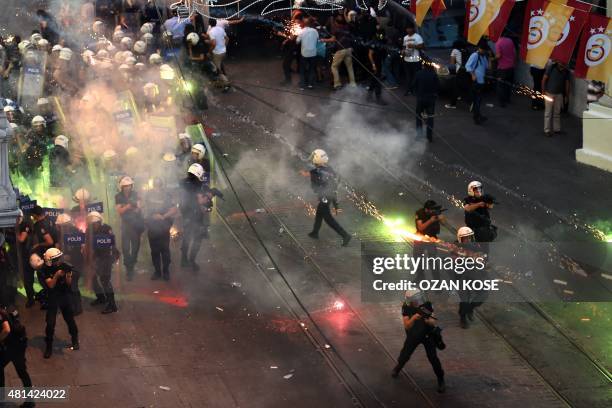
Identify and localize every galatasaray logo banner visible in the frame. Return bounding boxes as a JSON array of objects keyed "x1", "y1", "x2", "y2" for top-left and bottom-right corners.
[
  {"x1": 520, "y1": 0, "x2": 574, "y2": 68},
  {"x1": 411, "y1": 0, "x2": 435, "y2": 27},
  {"x1": 549, "y1": 0, "x2": 591, "y2": 65},
  {"x1": 466, "y1": 0, "x2": 502, "y2": 45},
  {"x1": 574, "y1": 14, "x2": 612, "y2": 82}
]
